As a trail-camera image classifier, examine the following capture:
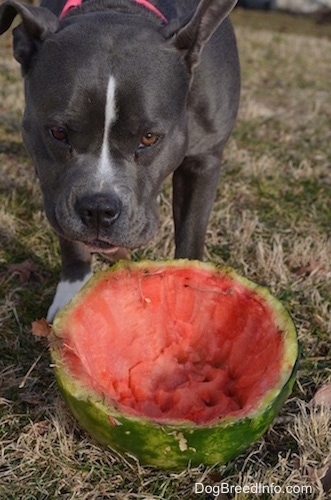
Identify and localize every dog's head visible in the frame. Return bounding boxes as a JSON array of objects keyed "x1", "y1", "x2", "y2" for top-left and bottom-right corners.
[{"x1": 0, "y1": 0, "x2": 237, "y2": 252}]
